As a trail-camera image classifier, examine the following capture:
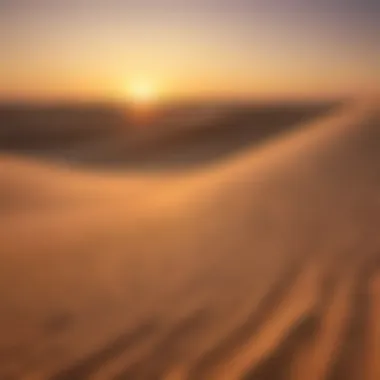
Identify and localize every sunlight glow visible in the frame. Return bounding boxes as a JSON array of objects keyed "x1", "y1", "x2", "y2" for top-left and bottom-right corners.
[{"x1": 128, "y1": 81, "x2": 158, "y2": 105}]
